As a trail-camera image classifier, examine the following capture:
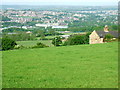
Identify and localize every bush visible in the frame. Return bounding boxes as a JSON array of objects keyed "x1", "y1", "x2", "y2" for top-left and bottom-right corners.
[
  {"x1": 52, "y1": 37, "x2": 62, "y2": 46},
  {"x1": 32, "y1": 42, "x2": 48, "y2": 48},
  {"x1": 14, "y1": 45, "x2": 26, "y2": 49},
  {"x1": 104, "y1": 34, "x2": 114, "y2": 39},
  {"x1": 104, "y1": 34, "x2": 114, "y2": 42},
  {"x1": 2, "y1": 38, "x2": 17, "y2": 50}
]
